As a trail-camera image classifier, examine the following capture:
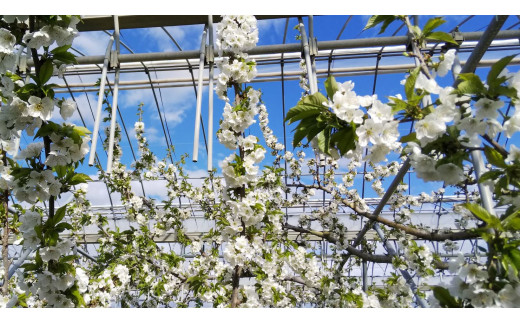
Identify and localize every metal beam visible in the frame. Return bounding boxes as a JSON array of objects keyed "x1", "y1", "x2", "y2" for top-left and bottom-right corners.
[
  {"x1": 43, "y1": 29, "x2": 520, "y2": 67},
  {"x1": 77, "y1": 15, "x2": 297, "y2": 32}
]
